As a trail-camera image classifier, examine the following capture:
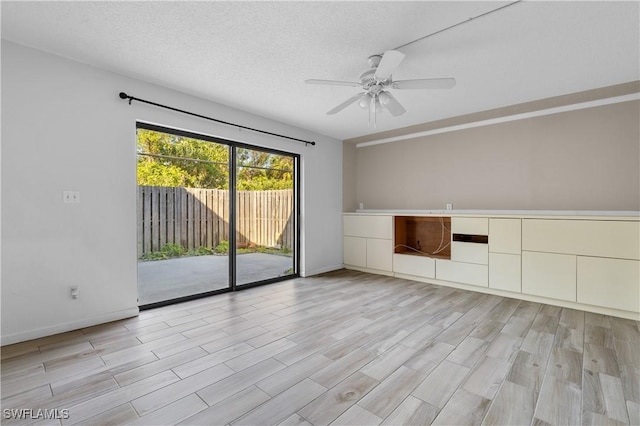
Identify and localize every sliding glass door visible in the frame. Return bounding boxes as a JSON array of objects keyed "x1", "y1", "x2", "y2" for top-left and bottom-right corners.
[
  {"x1": 136, "y1": 126, "x2": 231, "y2": 306},
  {"x1": 136, "y1": 123, "x2": 299, "y2": 307},
  {"x1": 235, "y1": 147, "x2": 297, "y2": 287}
]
